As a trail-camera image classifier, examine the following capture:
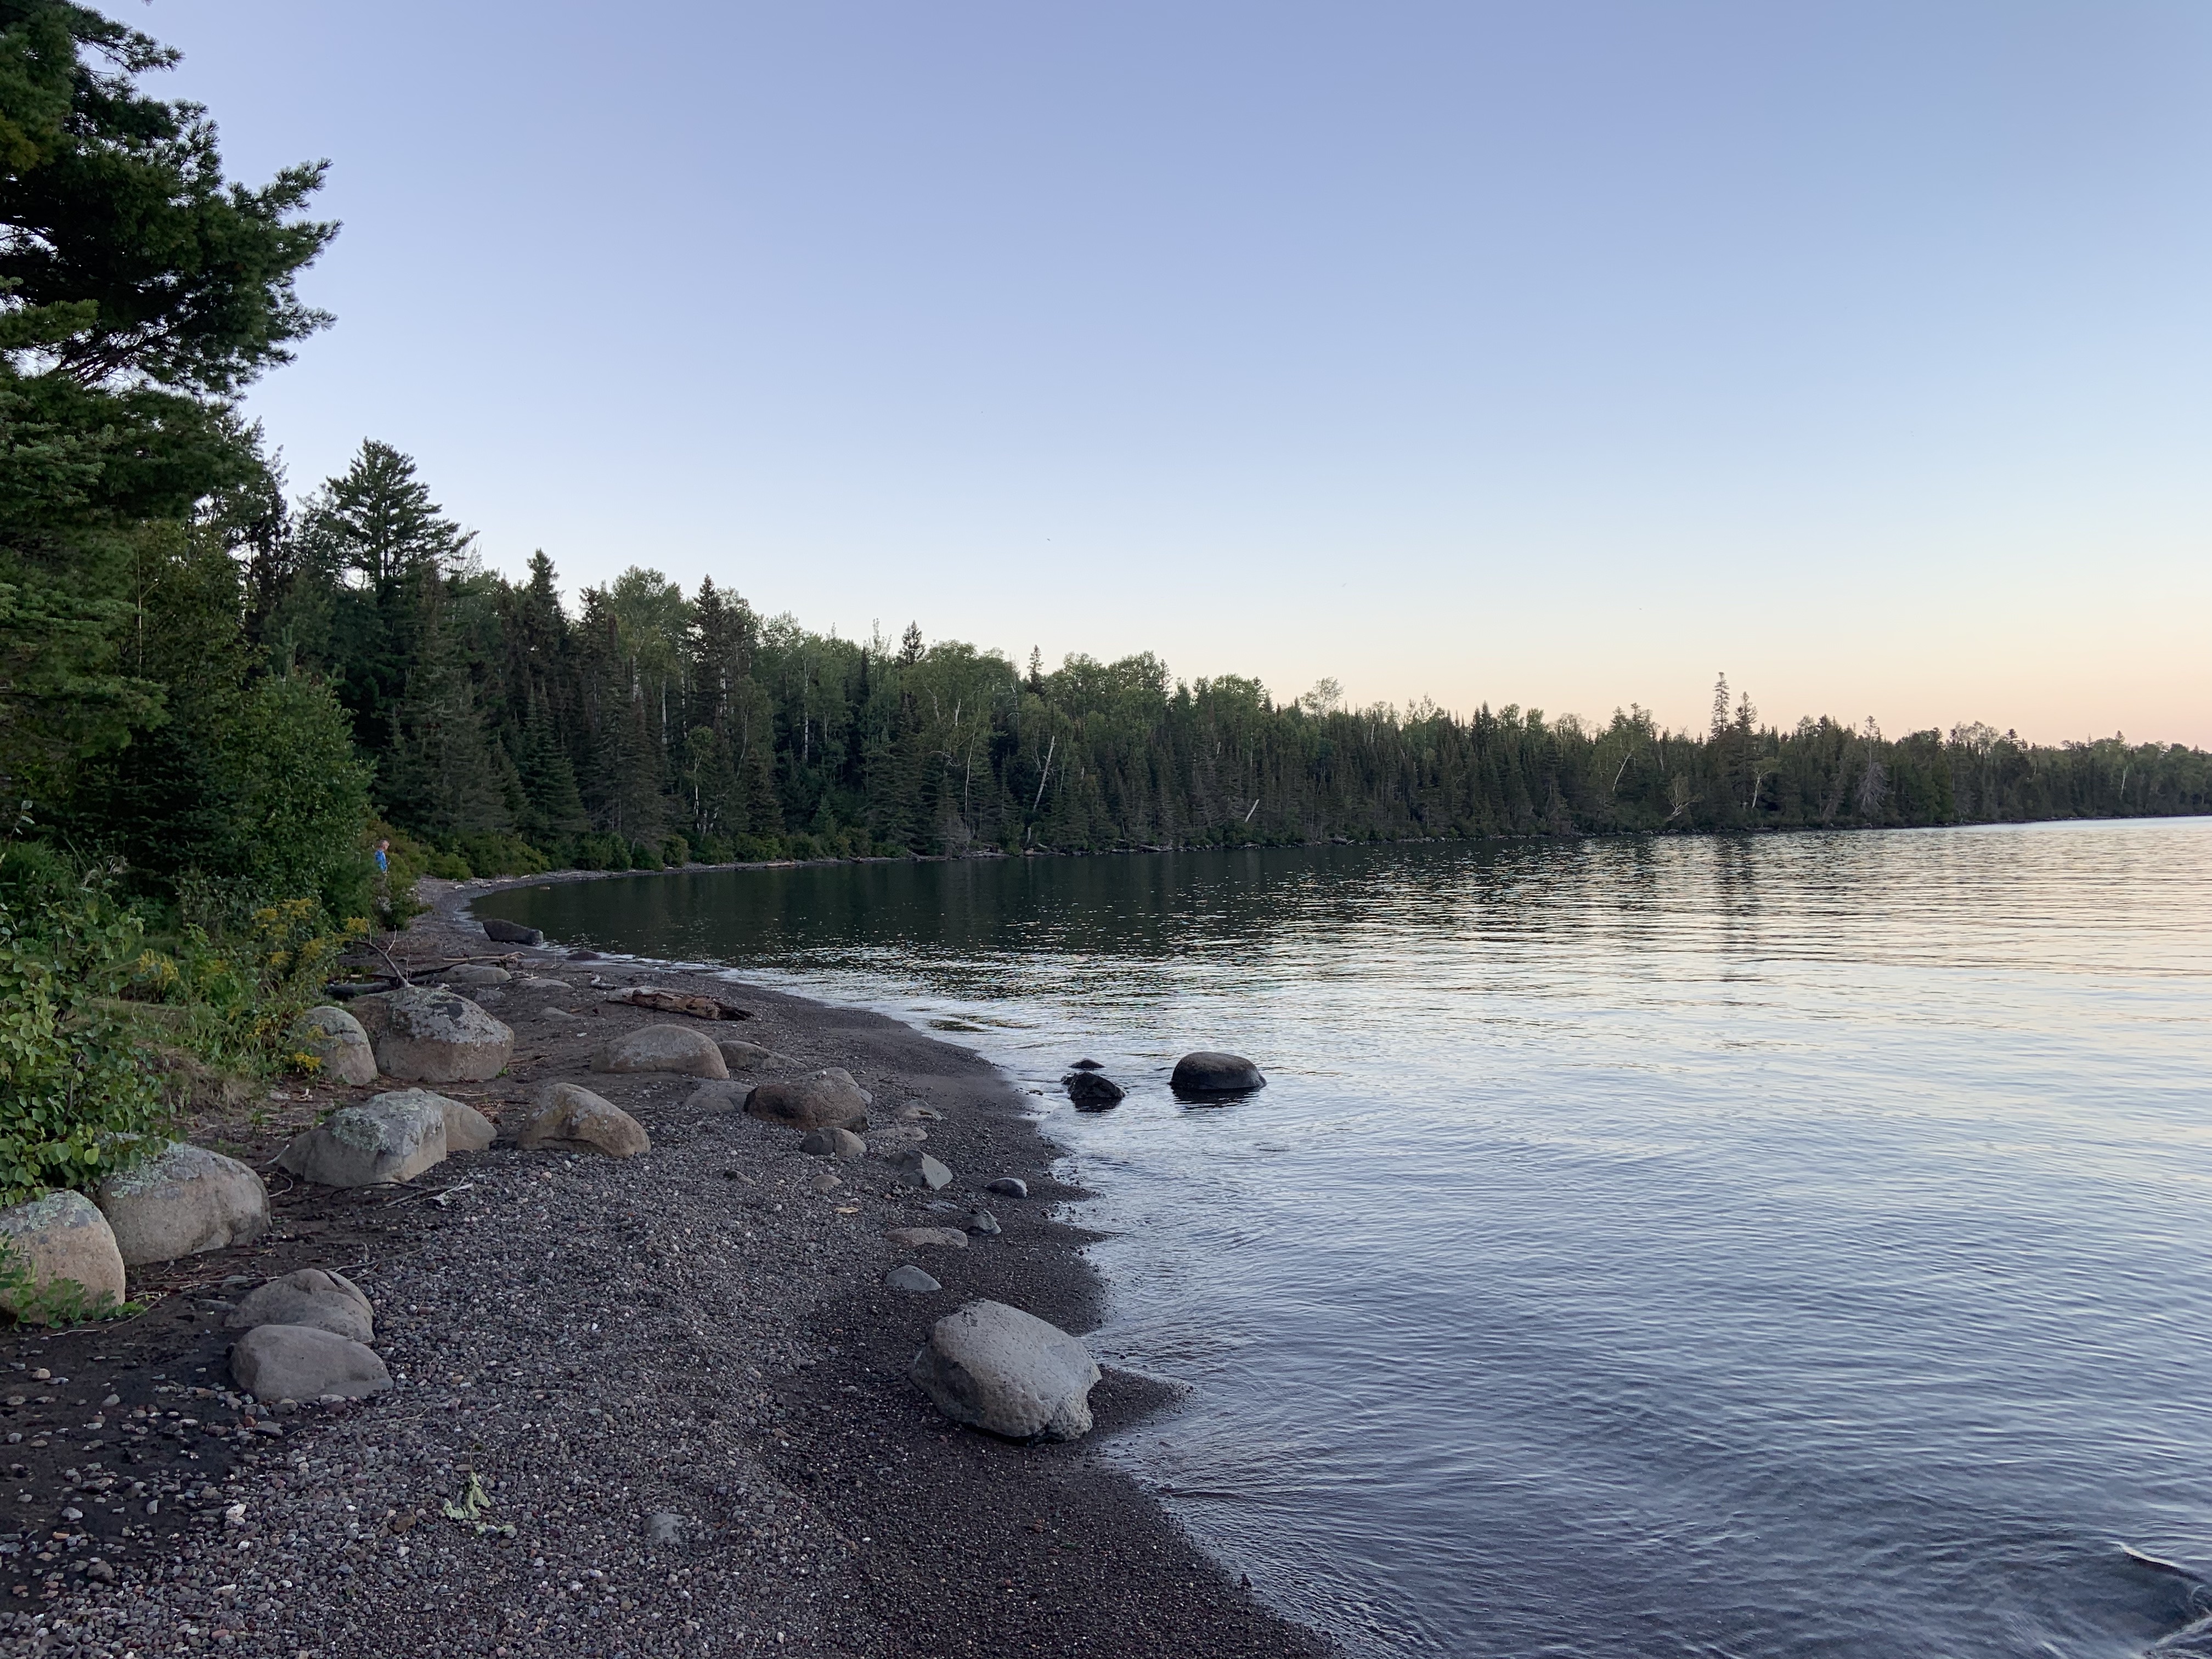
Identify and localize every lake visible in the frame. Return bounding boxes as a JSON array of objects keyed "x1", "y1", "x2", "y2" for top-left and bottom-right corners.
[{"x1": 484, "y1": 820, "x2": 2212, "y2": 1659}]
